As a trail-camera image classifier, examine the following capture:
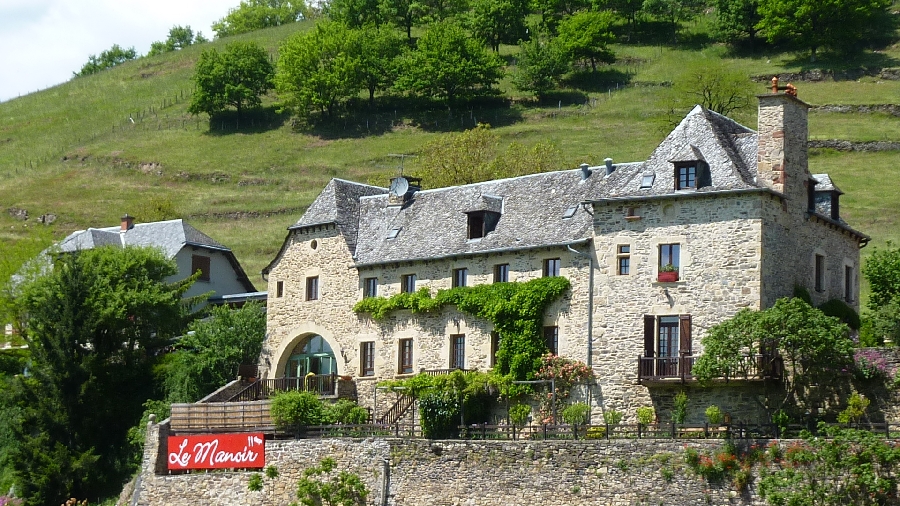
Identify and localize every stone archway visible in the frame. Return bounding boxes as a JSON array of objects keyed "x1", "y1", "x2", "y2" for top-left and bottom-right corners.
[{"x1": 270, "y1": 324, "x2": 344, "y2": 378}]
